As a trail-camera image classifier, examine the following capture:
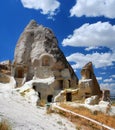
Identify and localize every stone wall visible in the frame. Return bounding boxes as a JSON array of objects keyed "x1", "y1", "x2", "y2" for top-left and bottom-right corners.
[{"x1": 34, "y1": 67, "x2": 54, "y2": 78}]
